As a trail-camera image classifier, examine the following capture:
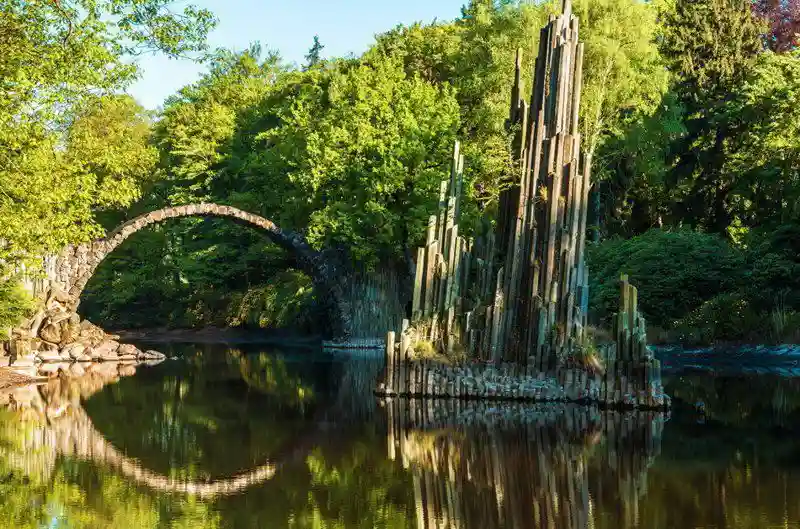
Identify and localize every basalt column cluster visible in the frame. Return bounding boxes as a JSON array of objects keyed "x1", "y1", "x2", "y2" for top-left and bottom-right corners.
[
  {"x1": 381, "y1": 0, "x2": 668, "y2": 409},
  {"x1": 406, "y1": 0, "x2": 592, "y2": 366}
]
